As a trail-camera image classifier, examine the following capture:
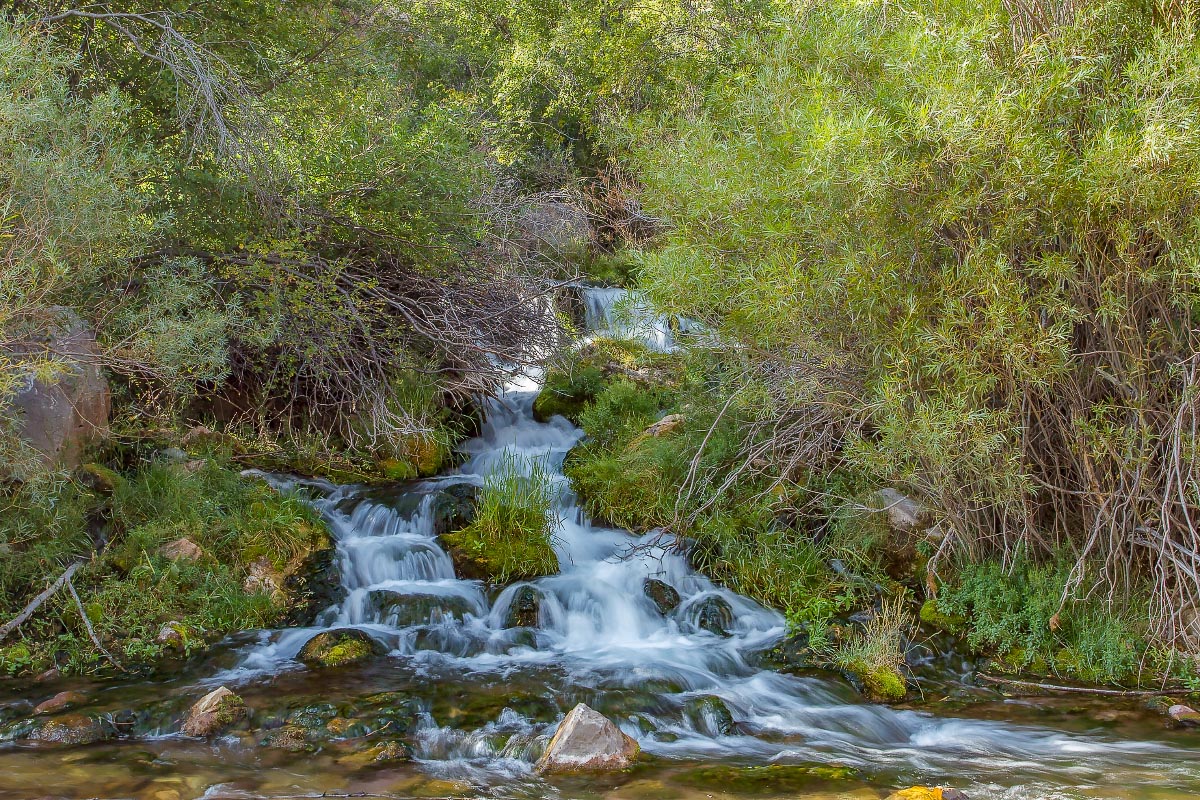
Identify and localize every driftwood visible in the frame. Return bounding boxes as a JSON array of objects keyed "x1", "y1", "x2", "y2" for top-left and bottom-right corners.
[
  {"x1": 977, "y1": 673, "x2": 1181, "y2": 697},
  {"x1": 0, "y1": 562, "x2": 81, "y2": 643}
]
